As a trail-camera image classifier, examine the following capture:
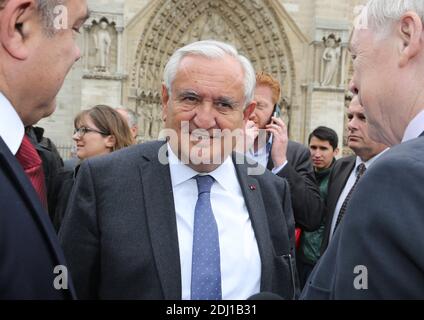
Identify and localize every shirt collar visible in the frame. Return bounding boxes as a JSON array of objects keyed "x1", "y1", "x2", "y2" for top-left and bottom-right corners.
[
  {"x1": 167, "y1": 143, "x2": 236, "y2": 192},
  {"x1": 251, "y1": 133, "x2": 273, "y2": 156},
  {"x1": 0, "y1": 92, "x2": 24, "y2": 155},
  {"x1": 266, "y1": 134, "x2": 273, "y2": 154},
  {"x1": 355, "y1": 147, "x2": 389, "y2": 170},
  {"x1": 402, "y1": 110, "x2": 424, "y2": 142}
]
